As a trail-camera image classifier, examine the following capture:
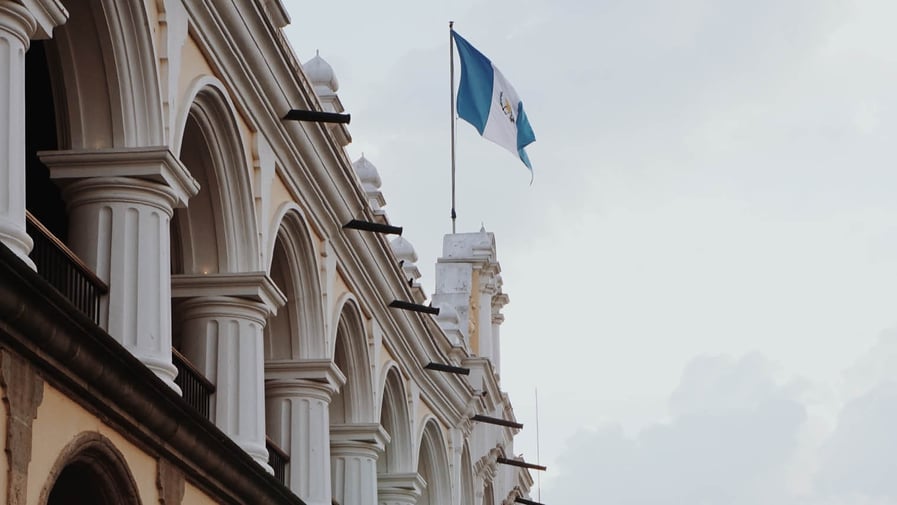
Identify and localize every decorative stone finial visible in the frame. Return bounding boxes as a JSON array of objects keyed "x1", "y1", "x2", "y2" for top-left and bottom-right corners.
[
  {"x1": 390, "y1": 236, "x2": 421, "y2": 284},
  {"x1": 303, "y1": 51, "x2": 339, "y2": 94}
]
